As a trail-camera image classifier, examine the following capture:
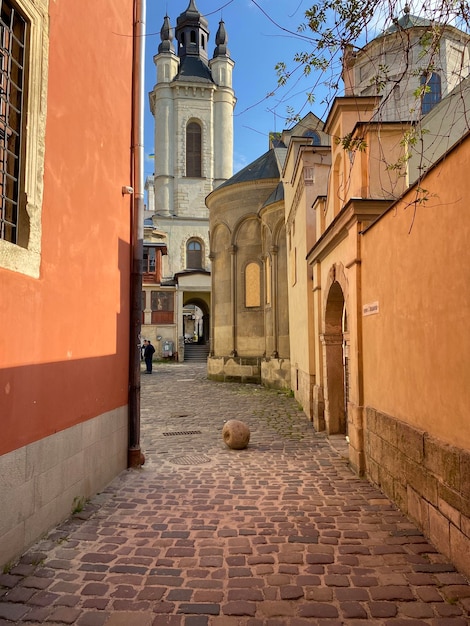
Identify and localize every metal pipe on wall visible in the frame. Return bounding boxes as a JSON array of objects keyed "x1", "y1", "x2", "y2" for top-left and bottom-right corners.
[{"x1": 128, "y1": 0, "x2": 146, "y2": 468}]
